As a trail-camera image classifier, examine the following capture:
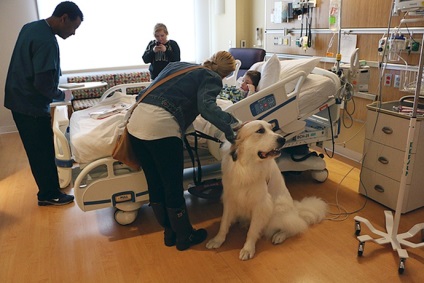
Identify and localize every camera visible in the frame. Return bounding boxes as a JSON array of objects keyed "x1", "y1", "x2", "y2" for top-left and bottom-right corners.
[{"x1": 156, "y1": 41, "x2": 161, "y2": 46}]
